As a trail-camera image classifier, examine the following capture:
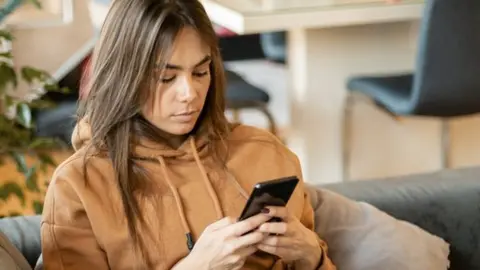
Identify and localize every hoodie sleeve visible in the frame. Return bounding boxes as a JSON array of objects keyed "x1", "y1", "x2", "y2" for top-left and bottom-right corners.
[
  {"x1": 41, "y1": 164, "x2": 109, "y2": 270},
  {"x1": 298, "y1": 190, "x2": 336, "y2": 270},
  {"x1": 289, "y1": 148, "x2": 335, "y2": 270}
]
